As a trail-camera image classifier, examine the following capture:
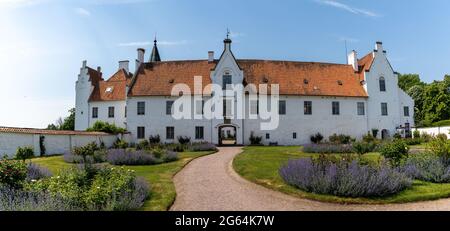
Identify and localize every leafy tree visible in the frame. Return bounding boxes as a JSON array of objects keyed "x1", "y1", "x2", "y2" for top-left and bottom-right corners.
[
  {"x1": 87, "y1": 121, "x2": 125, "y2": 134},
  {"x1": 47, "y1": 108, "x2": 75, "y2": 131},
  {"x1": 398, "y1": 74, "x2": 424, "y2": 92}
]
